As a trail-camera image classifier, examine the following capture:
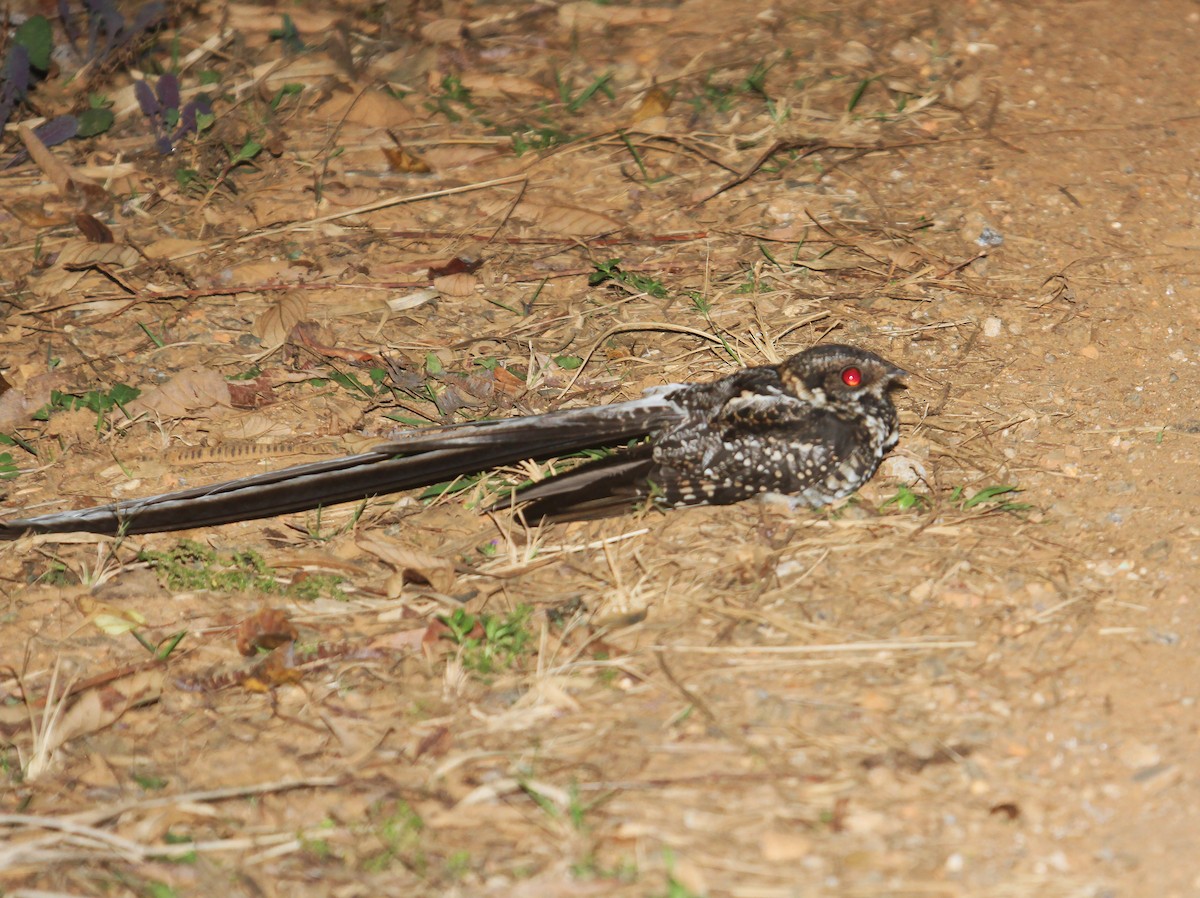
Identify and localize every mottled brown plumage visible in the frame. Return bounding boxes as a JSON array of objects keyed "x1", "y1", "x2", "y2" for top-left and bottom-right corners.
[{"x1": 0, "y1": 344, "x2": 905, "y2": 538}]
